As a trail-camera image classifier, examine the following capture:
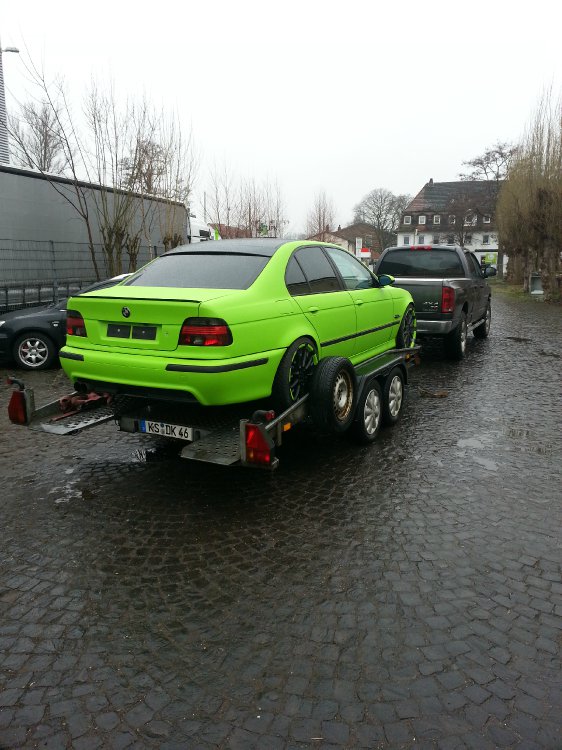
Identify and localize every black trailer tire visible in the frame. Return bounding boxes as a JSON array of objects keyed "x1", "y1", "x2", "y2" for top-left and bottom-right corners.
[
  {"x1": 351, "y1": 380, "x2": 383, "y2": 444},
  {"x1": 444, "y1": 311, "x2": 468, "y2": 360},
  {"x1": 396, "y1": 304, "x2": 416, "y2": 349},
  {"x1": 382, "y1": 366, "x2": 405, "y2": 426},
  {"x1": 13, "y1": 331, "x2": 57, "y2": 370},
  {"x1": 271, "y1": 337, "x2": 318, "y2": 411},
  {"x1": 310, "y1": 356, "x2": 356, "y2": 434},
  {"x1": 473, "y1": 300, "x2": 491, "y2": 339}
]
